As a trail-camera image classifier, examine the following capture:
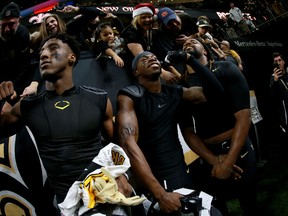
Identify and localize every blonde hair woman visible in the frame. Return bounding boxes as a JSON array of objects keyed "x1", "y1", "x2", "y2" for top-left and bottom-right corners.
[{"x1": 30, "y1": 14, "x2": 67, "y2": 50}]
